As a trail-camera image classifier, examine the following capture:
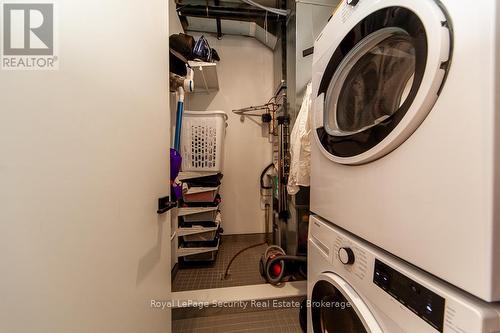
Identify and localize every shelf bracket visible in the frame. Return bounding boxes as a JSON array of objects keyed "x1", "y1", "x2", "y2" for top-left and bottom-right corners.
[{"x1": 157, "y1": 196, "x2": 177, "y2": 214}]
